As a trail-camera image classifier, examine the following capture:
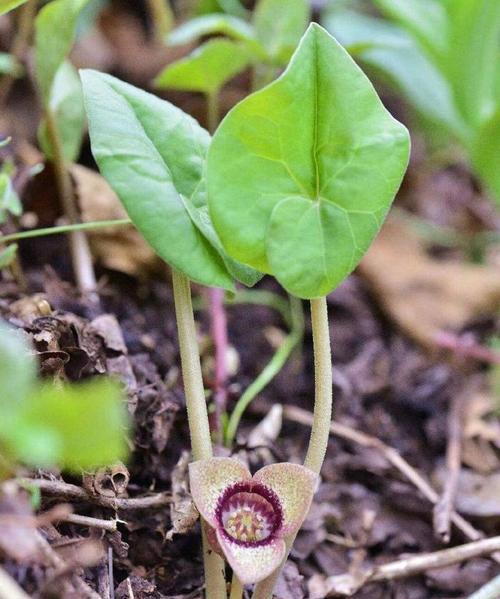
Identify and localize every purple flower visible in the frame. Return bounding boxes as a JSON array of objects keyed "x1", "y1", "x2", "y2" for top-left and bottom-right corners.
[{"x1": 189, "y1": 457, "x2": 318, "y2": 584}]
